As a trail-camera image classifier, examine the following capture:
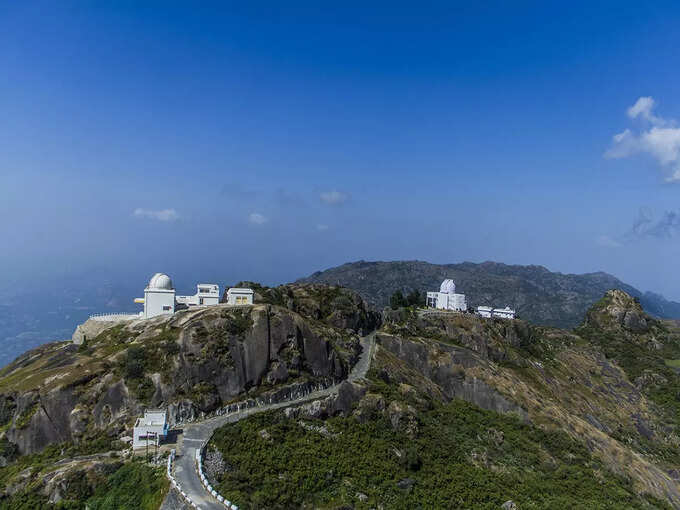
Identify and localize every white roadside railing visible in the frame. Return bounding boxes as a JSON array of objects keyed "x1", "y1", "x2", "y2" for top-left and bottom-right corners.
[
  {"x1": 197, "y1": 443, "x2": 238, "y2": 510},
  {"x1": 89, "y1": 312, "x2": 141, "y2": 322},
  {"x1": 166, "y1": 449, "x2": 201, "y2": 509}
]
